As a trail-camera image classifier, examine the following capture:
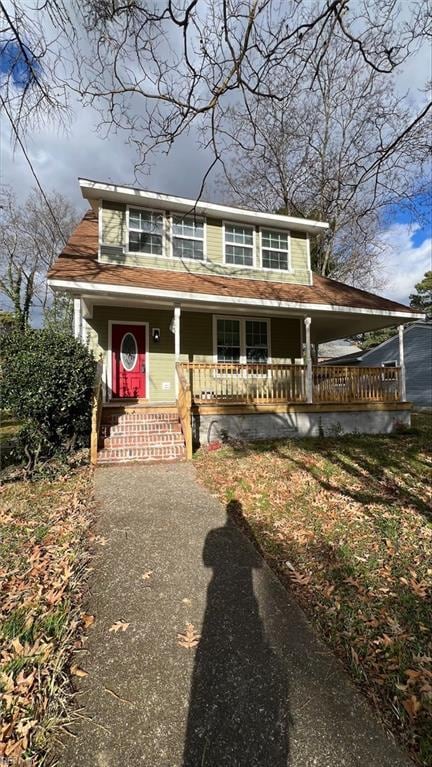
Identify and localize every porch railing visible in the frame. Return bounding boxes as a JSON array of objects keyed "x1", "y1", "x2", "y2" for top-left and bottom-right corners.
[
  {"x1": 90, "y1": 355, "x2": 104, "y2": 466},
  {"x1": 313, "y1": 365, "x2": 401, "y2": 403},
  {"x1": 179, "y1": 362, "x2": 401, "y2": 405},
  {"x1": 184, "y1": 362, "x2": 307, "y2": 403},
  {"x1": 175, "y1": 362, "x2": 193, "y2": 460}
]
